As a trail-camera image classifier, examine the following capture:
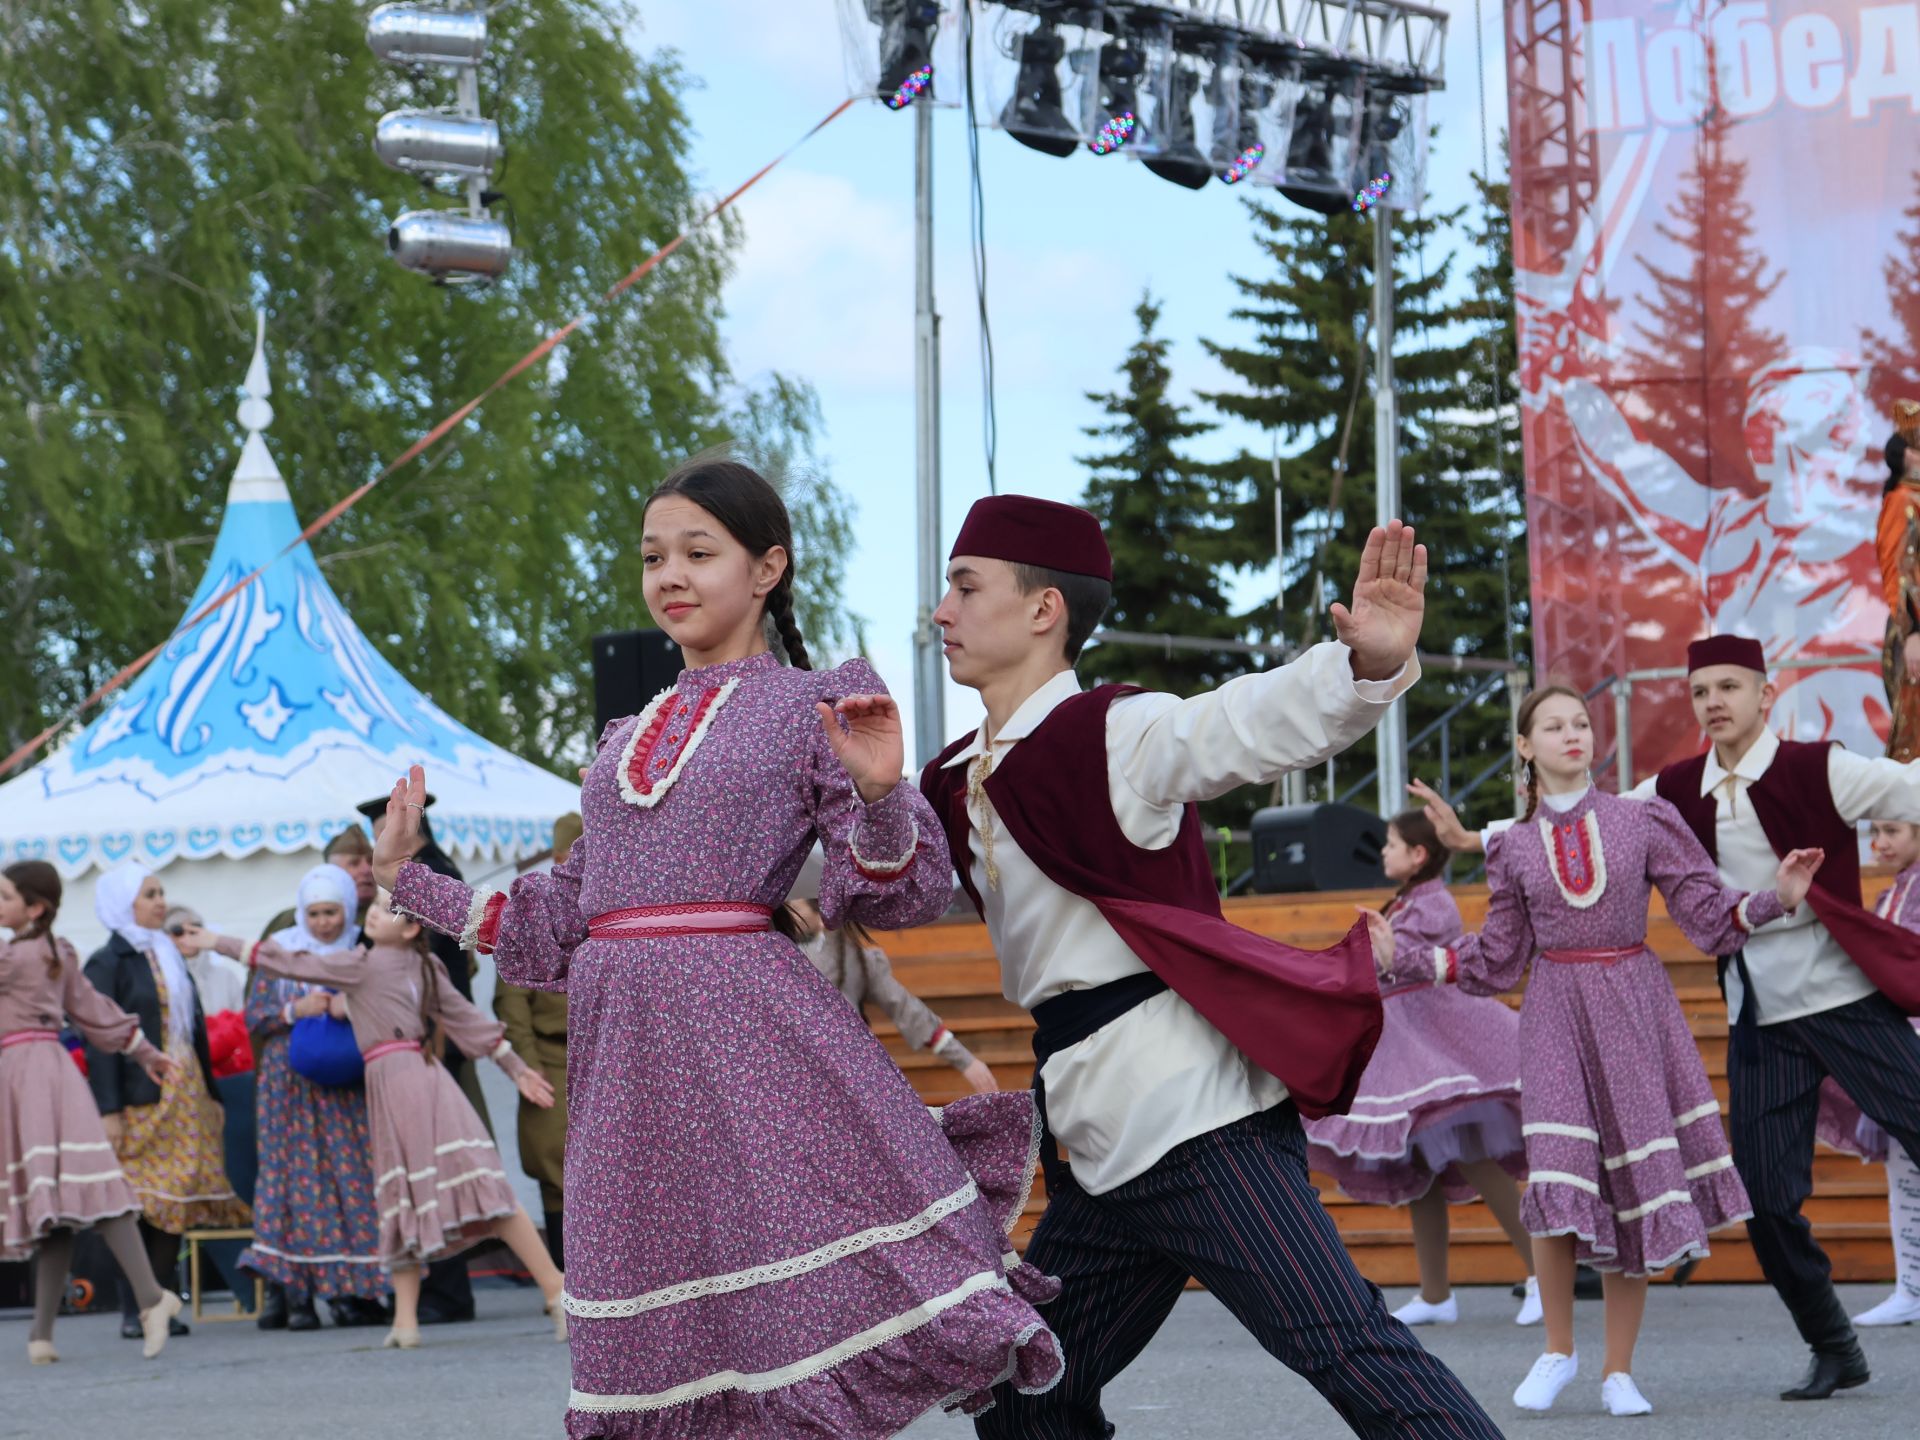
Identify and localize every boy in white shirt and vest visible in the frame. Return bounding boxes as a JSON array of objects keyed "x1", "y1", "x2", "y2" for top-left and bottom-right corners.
[{"x1": 920, "y1": 495, "x2": 1500, "y2": 1439}]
